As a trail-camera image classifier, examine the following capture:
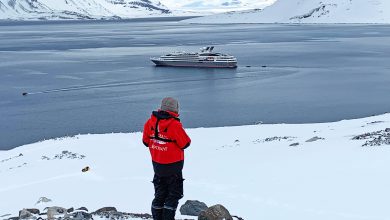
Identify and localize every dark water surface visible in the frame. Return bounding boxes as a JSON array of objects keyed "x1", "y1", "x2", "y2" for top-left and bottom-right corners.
[{"x1": 1, "y1": 19, "x2": 390, "y2": 150}]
